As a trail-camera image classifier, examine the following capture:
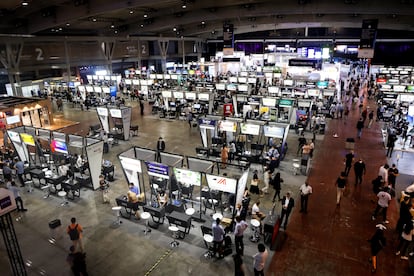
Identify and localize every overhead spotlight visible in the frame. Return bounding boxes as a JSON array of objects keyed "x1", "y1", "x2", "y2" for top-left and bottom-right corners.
[
  {"x1": 173, "y1": 27, "x2": 177, "y2": 31},
  {"x1": 140, "y1": 24, "x2": 144, "y2": 28},
  {"x1": 182, "y1": 1, "x2": 187, "y2": 9},
  {"x1": 110, "y1": 23, "x2": 115, "y2": 28},
  {"x1": 66, "y1": 23, "x2": 70, "y2": 26},
  {"x1": 114, "y1": 30, "x2": 118, "y2": 34},
  {"x1": 201, "y1": 21, "x2": 205, "y2": 24},
  {"x1": 129, "y1": 10, "x2": 134, "y2": 14},
  {"x1": 144, "y1": 14, "x2": 148, "y2": 18},
  {"x1": 92, "y1": 18, "x2": 97, "y2": 22},
  {"x1": 21, "y1": 1, "x2": 29, "y2": 6}
]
